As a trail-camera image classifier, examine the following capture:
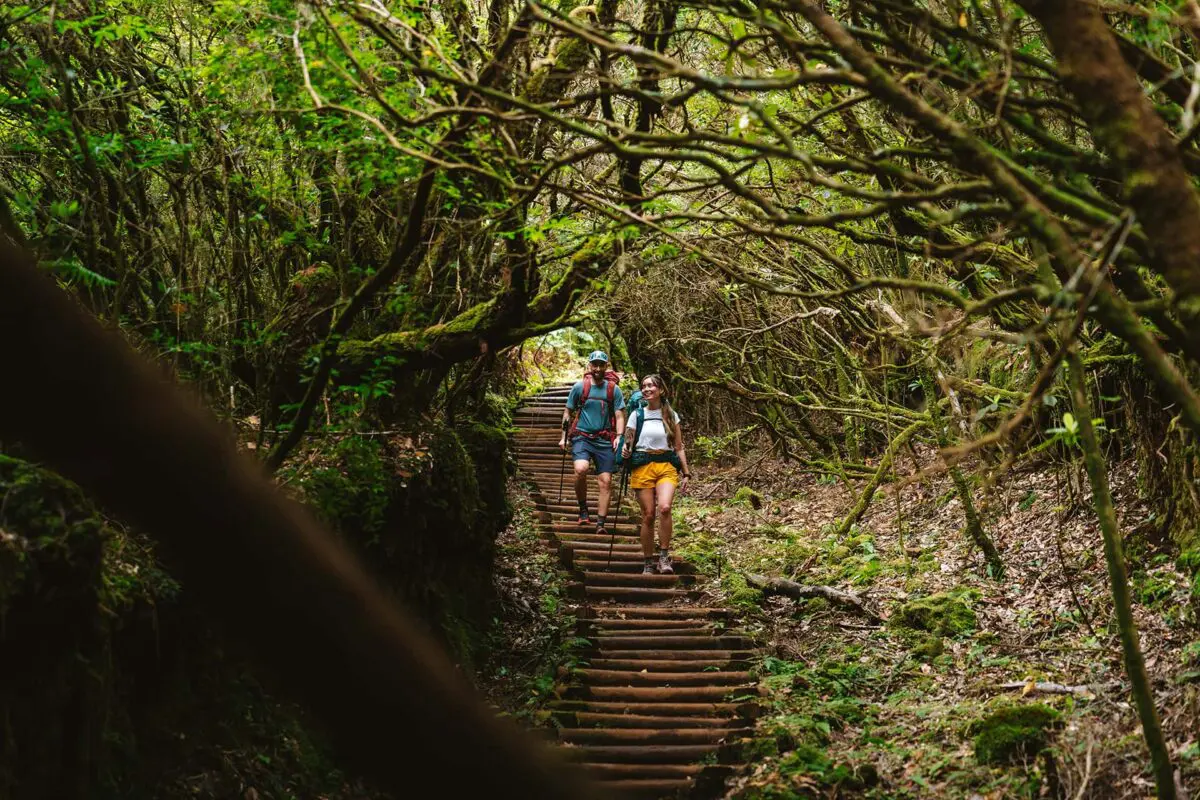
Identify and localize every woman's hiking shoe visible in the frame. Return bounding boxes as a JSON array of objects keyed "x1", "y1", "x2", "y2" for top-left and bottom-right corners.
[
  {"x1": 577, "y1": 512, "x2": 590, "y2": 527},
  {"x1": 658, "y1": 553, "x2": 674, "y2": 574},
  {"x1": 642, "y1": 560, "x2": 657, "y2": 575}
]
